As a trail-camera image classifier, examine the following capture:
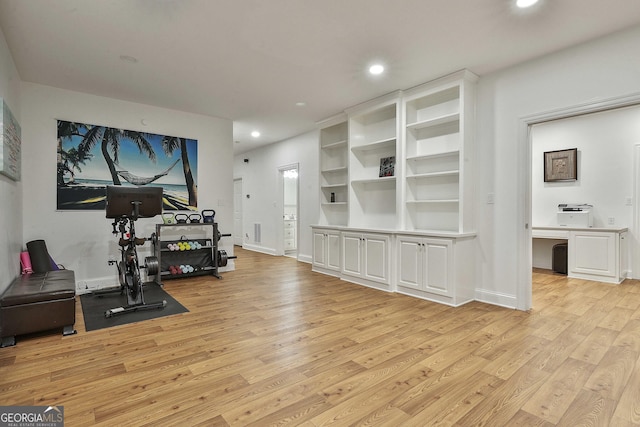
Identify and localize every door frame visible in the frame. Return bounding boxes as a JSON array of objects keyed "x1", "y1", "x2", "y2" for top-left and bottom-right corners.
[
  {"x1": 518, "y1": 92, "x2": 640, "y2": 310},
  {"x1": 233, "y1": 177, "x2": 243, "y2": 246},
  {"x1": 277, "y1": 163, "x2": 299, "y2": 256}
]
